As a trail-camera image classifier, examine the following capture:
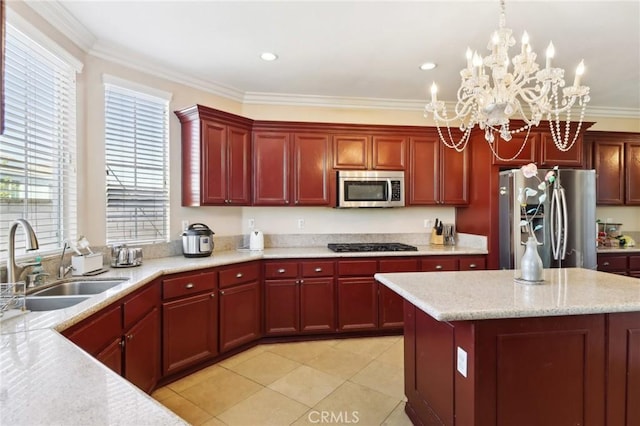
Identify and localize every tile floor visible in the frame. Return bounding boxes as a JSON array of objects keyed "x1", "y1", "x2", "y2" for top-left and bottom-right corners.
[{"x1": 152, "y1": 336, "x2": 413, "y2": 426}]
